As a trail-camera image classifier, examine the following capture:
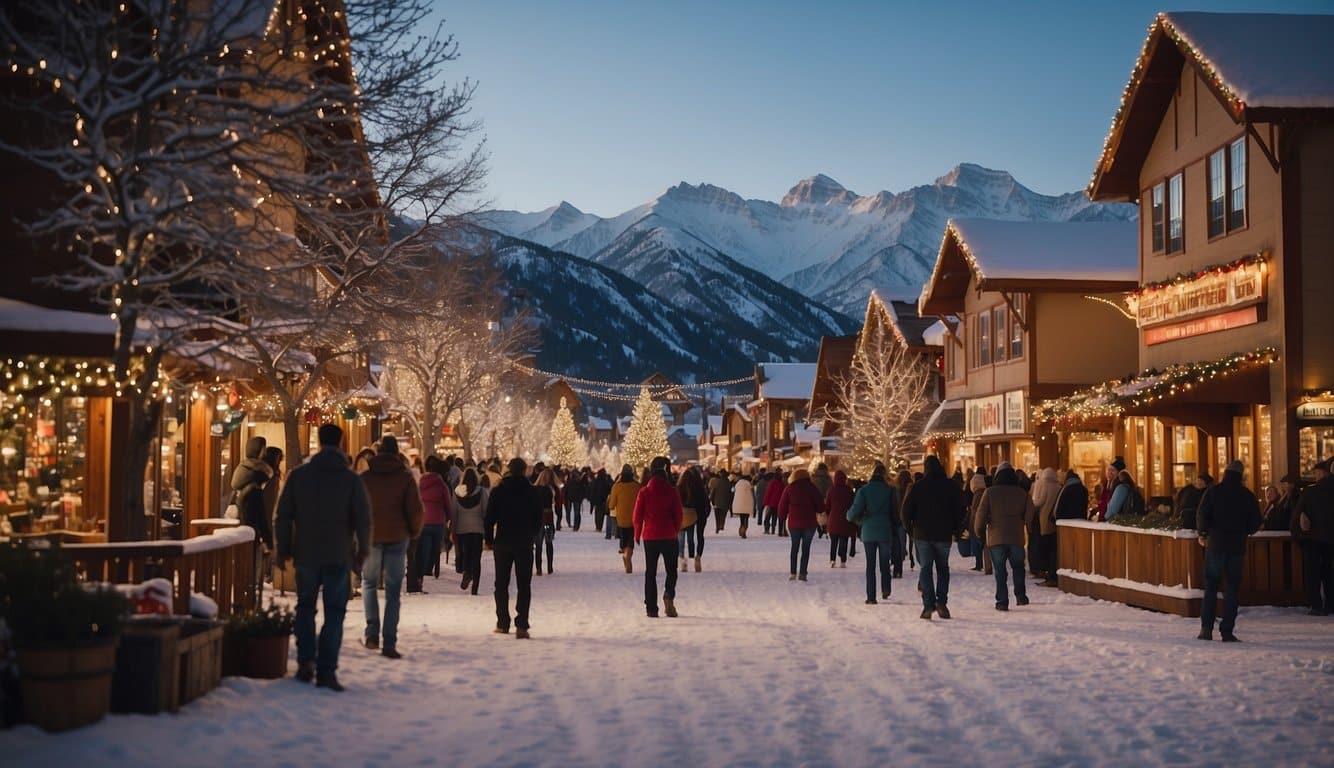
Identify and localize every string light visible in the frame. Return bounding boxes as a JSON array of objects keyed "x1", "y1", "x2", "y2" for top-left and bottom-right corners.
[{"x1": 1125, "y1": 253, "x2": 1268, "y2": 304}]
